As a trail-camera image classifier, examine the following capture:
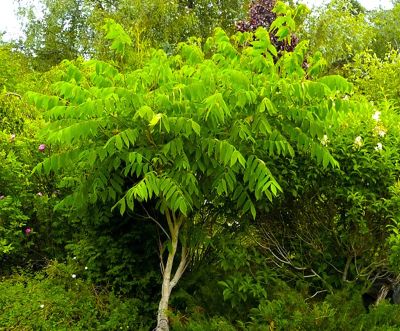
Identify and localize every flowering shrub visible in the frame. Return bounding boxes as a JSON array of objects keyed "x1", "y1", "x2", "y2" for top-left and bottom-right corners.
[
  {"x1": 38, "y1": 144, "x2": 46, "y2": 152},
  {"x1": 0, "y1": 126, "x2": 68, "y2": 273},
  {"x1": 255, "y1": 99, "x2": 400, "y2": 293},
  {"x1": 0, "y1": 133, "x2": 32, "y2": 260}
]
